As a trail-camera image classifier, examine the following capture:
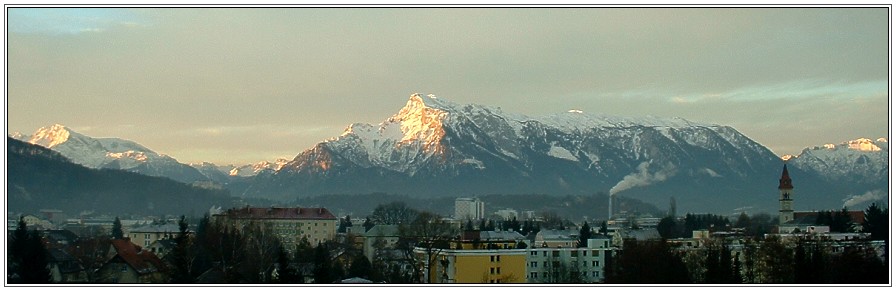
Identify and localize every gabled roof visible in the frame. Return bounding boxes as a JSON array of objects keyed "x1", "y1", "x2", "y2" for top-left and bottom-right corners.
[
  {"x1": 479, "y1": 231, "x2": 525, "y2": 241},
  {"x1": 109, "y1": 239, "x2": 168, "y2": 275},
  {"x1": 129, "y1": 224, "x2": 187, "y2": 234},
  {"x1": 617, "y1": 228, "x2": 661, "y2": 241},
  {"x1": 536, "y1": 229, "x2": 579, "y2": 241},
  {"x1": 44, "y1": 229, "x2": 79, "y2": 243},
  {"x1": 47, "y1": 249, "x2": 85, "y2": 274},
  {"x1": 364, "y1": 225, "x2": 400, "y2": 237},
  {"x1": 218, "y1": 207, "x2": 337, "y2": 220},
  {"x1": 149, "y1": 238, "x2": 178, "y2": 249}
]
